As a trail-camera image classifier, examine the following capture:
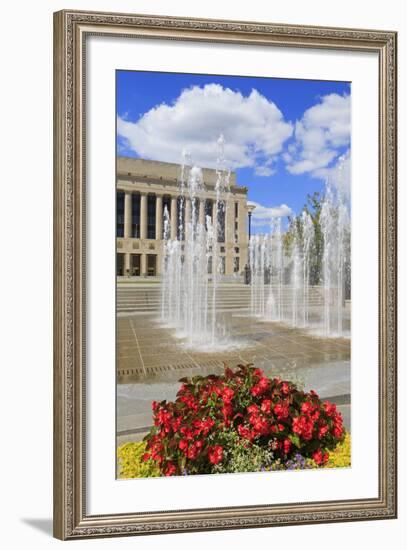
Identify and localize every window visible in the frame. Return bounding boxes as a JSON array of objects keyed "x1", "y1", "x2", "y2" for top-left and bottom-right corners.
[
  {"x1": 132, "y1": 193, "x2": 140, "y2": 238},
  {"x1": 235, "y1": 202, "x2": 239, "y2": 218},
  {"x1": 207, "y1": 256, "x2": 213, "y2": 274},
  {"x1": 235, "y1": 221, "x2": 238, "y2": 231},
  {"x1": 162, "y1": 195, "x2": 171, "y2": 237},
  {"x1": 234, "y1": 247, "x2": 240, "y2": 253},
  {"x1": 177, "y1": 196, "x2": 185, "y2": 240},
  {"x1": 116, "y1": 253, "x2": 124, "y2": 276},
  {"x1": 205, "y1": 199, "x2": 213, "y2": 229},
  {"x1": 116, "y1": 191, "x2": 124, "y2": 237},
  {"x1": 220, "y1": 256, "x2": 226, "y2": 274},
  {"x1": 147, "y1": 254, "x2": 157, "y2": 276},
  {"x1": 217, "y1": 200, "x2": 226, "y2": 243},
  {"x1": 234, "y1": 257, "x2": 240, "y2": 273},
  {"x1": 147, "y1": 195, "x2": 156, "y2": 239},
  {"x1": 131, "y1": 254, "x2": 141, "y2": 276}
]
